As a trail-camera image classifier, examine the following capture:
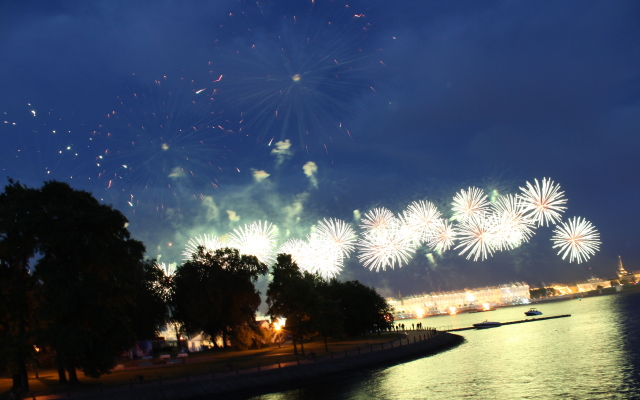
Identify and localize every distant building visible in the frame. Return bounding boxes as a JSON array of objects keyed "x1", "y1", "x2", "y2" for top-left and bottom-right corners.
[{"x1": 387, "y1": 283, "x2": 530, "y2": 318}]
